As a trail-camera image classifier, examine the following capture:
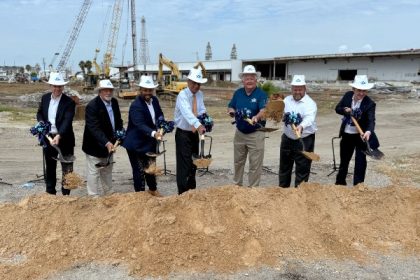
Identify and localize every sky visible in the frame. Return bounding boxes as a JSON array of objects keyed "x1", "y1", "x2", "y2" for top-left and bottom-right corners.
[{"x1": 0, "y1": 0, "x2": 419, "y2": 71}]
